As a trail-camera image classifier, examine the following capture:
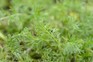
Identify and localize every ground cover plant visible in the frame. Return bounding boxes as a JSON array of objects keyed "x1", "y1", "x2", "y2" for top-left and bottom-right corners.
[{"x1": 0, "y1": 0, "x2": 93, "y2": 62}]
